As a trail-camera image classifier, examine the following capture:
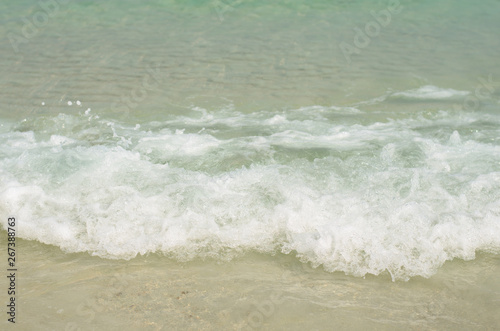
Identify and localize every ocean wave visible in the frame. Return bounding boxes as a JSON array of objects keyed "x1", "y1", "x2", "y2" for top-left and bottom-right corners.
[
  {"x1": 390, "y1": 85, "x2": 470, "y2": 100},
  {"x1": 354, "y1": 85, "x2": 471, "y2": 106},
  {"x1": 1, "y1": 105, "x2": 499, "y2": 281}
]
